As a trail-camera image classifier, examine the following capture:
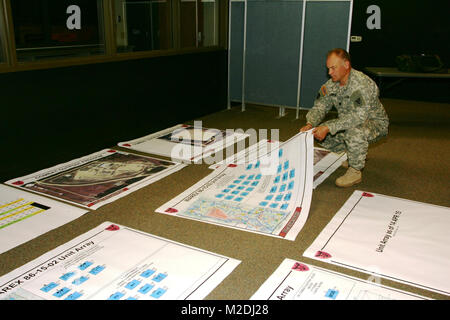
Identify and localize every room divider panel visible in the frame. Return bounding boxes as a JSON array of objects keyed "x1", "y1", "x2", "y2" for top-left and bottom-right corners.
[{"x1": 228, "y1": 0, "x2": 353, "y2": 117}]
